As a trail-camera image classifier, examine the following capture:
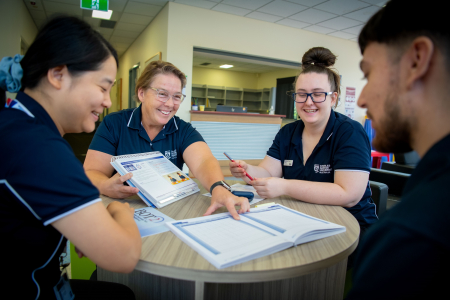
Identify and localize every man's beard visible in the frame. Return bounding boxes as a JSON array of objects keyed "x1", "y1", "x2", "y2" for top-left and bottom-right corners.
[{"x1": 370, "y1": 92, "x2": 413, "y2": 154}]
